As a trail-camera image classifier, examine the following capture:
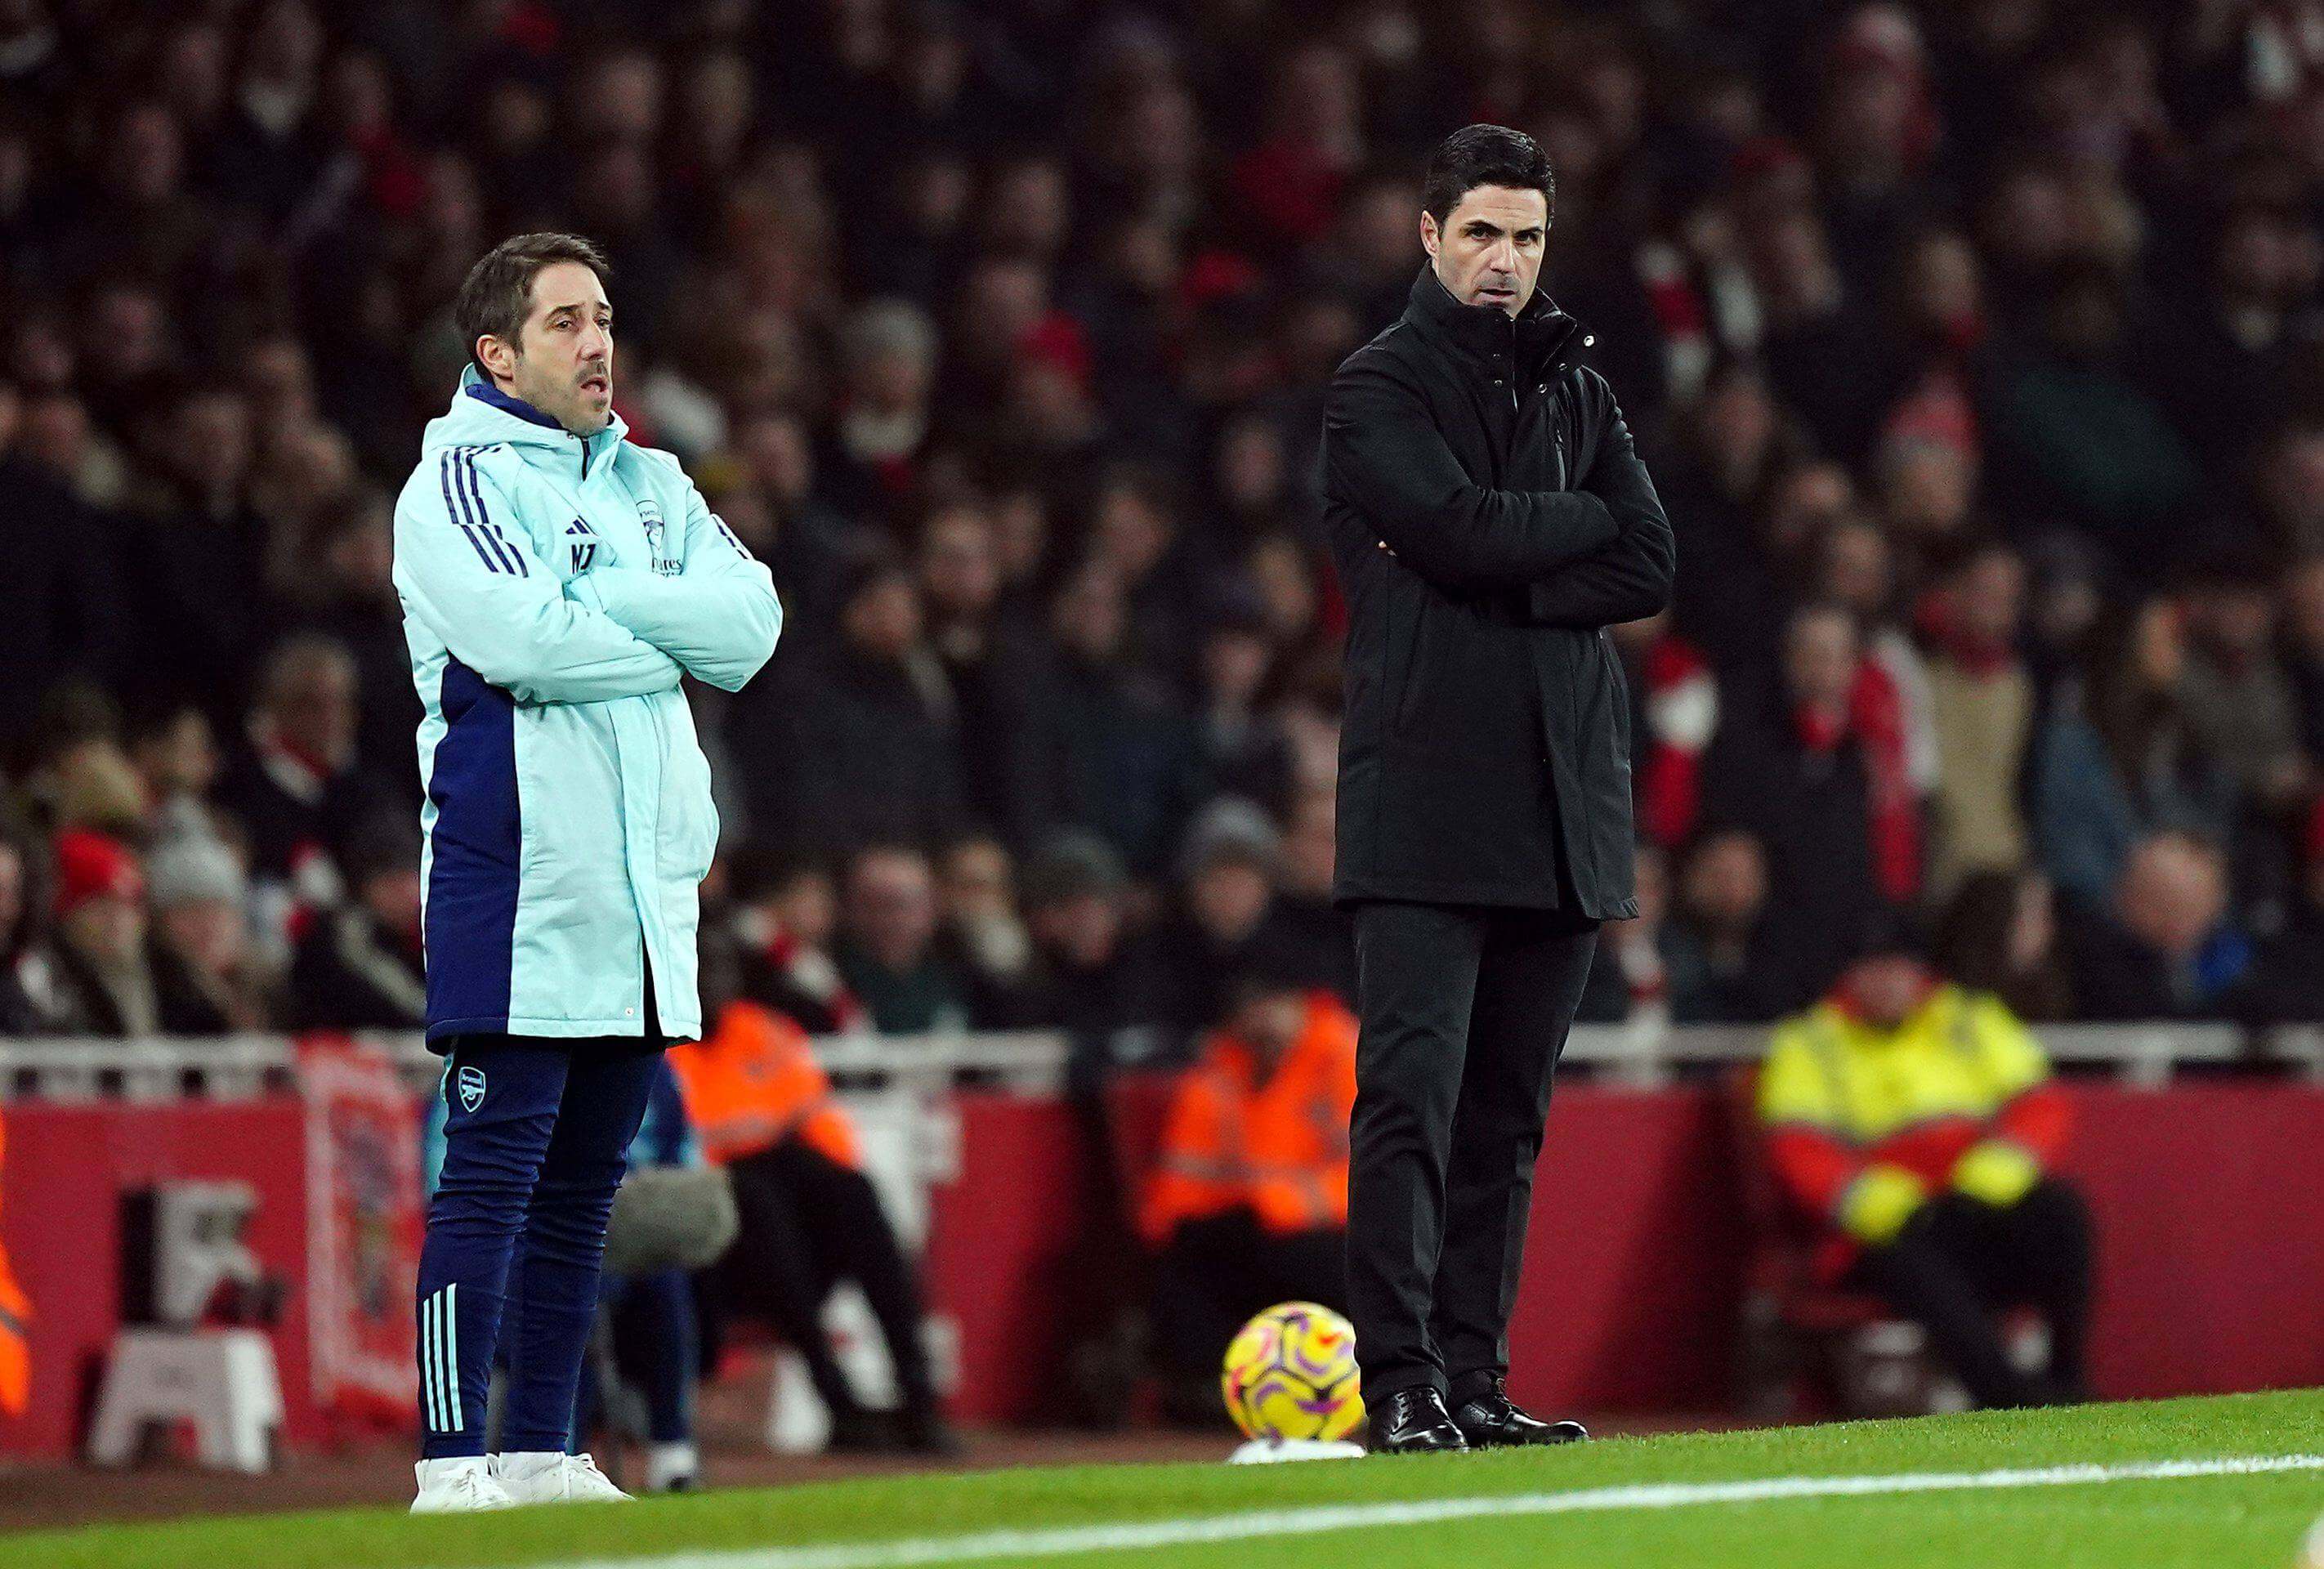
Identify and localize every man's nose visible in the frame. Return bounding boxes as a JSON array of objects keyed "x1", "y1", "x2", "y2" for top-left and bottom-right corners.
[{"x1": 1489, "y1": 237, "x2": 1517, "y2": 274}]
